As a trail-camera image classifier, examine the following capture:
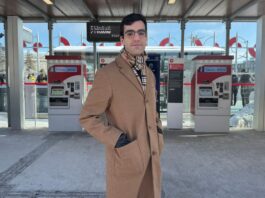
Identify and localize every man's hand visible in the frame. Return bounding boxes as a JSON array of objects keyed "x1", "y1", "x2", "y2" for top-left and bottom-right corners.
[
  {"x1": 157, "y1": 127, "x2": 163, "y2": 134},
  {"x1": 115, "y1": 133, "x2": 131, "y2": 148}
]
